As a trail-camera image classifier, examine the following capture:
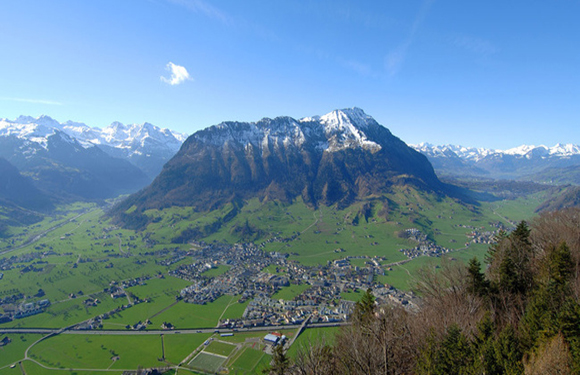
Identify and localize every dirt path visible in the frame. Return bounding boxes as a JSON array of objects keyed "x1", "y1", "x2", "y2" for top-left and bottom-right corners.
[{"x1": 217, "y1": 295, "x2": 238, "y2": 323}]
